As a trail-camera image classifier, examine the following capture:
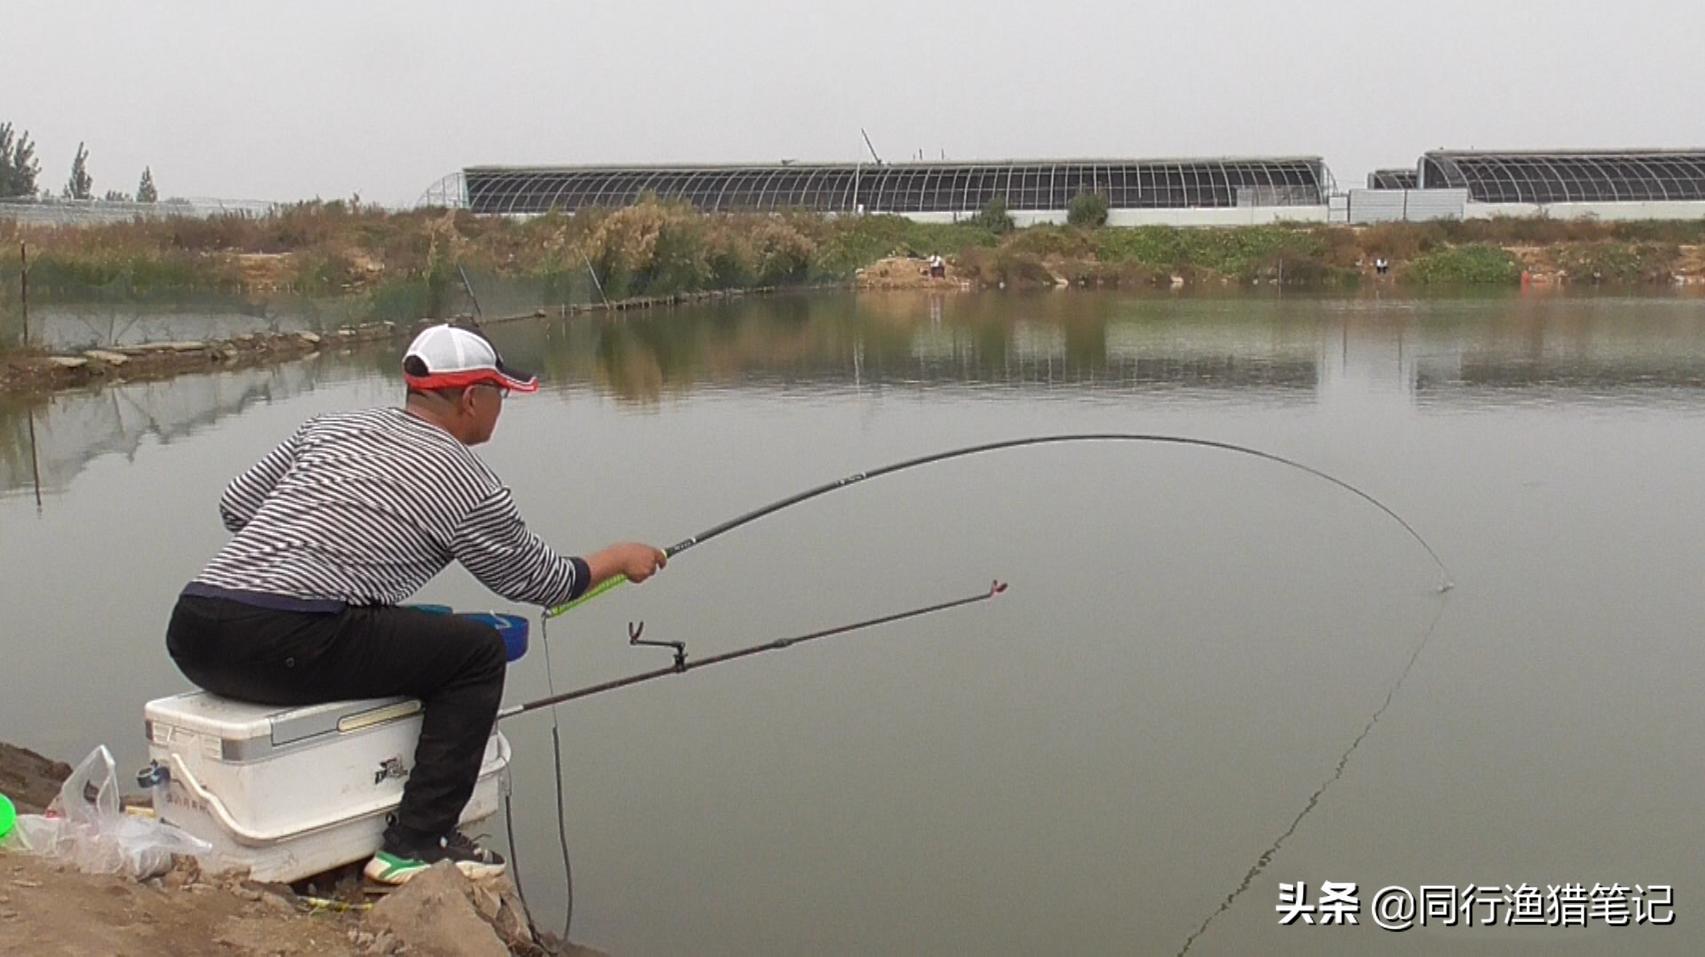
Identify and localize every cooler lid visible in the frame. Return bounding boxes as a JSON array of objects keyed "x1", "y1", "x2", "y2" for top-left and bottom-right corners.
[{"x1": 145, "y1": 691, "x2": 421, "y2": 750}]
